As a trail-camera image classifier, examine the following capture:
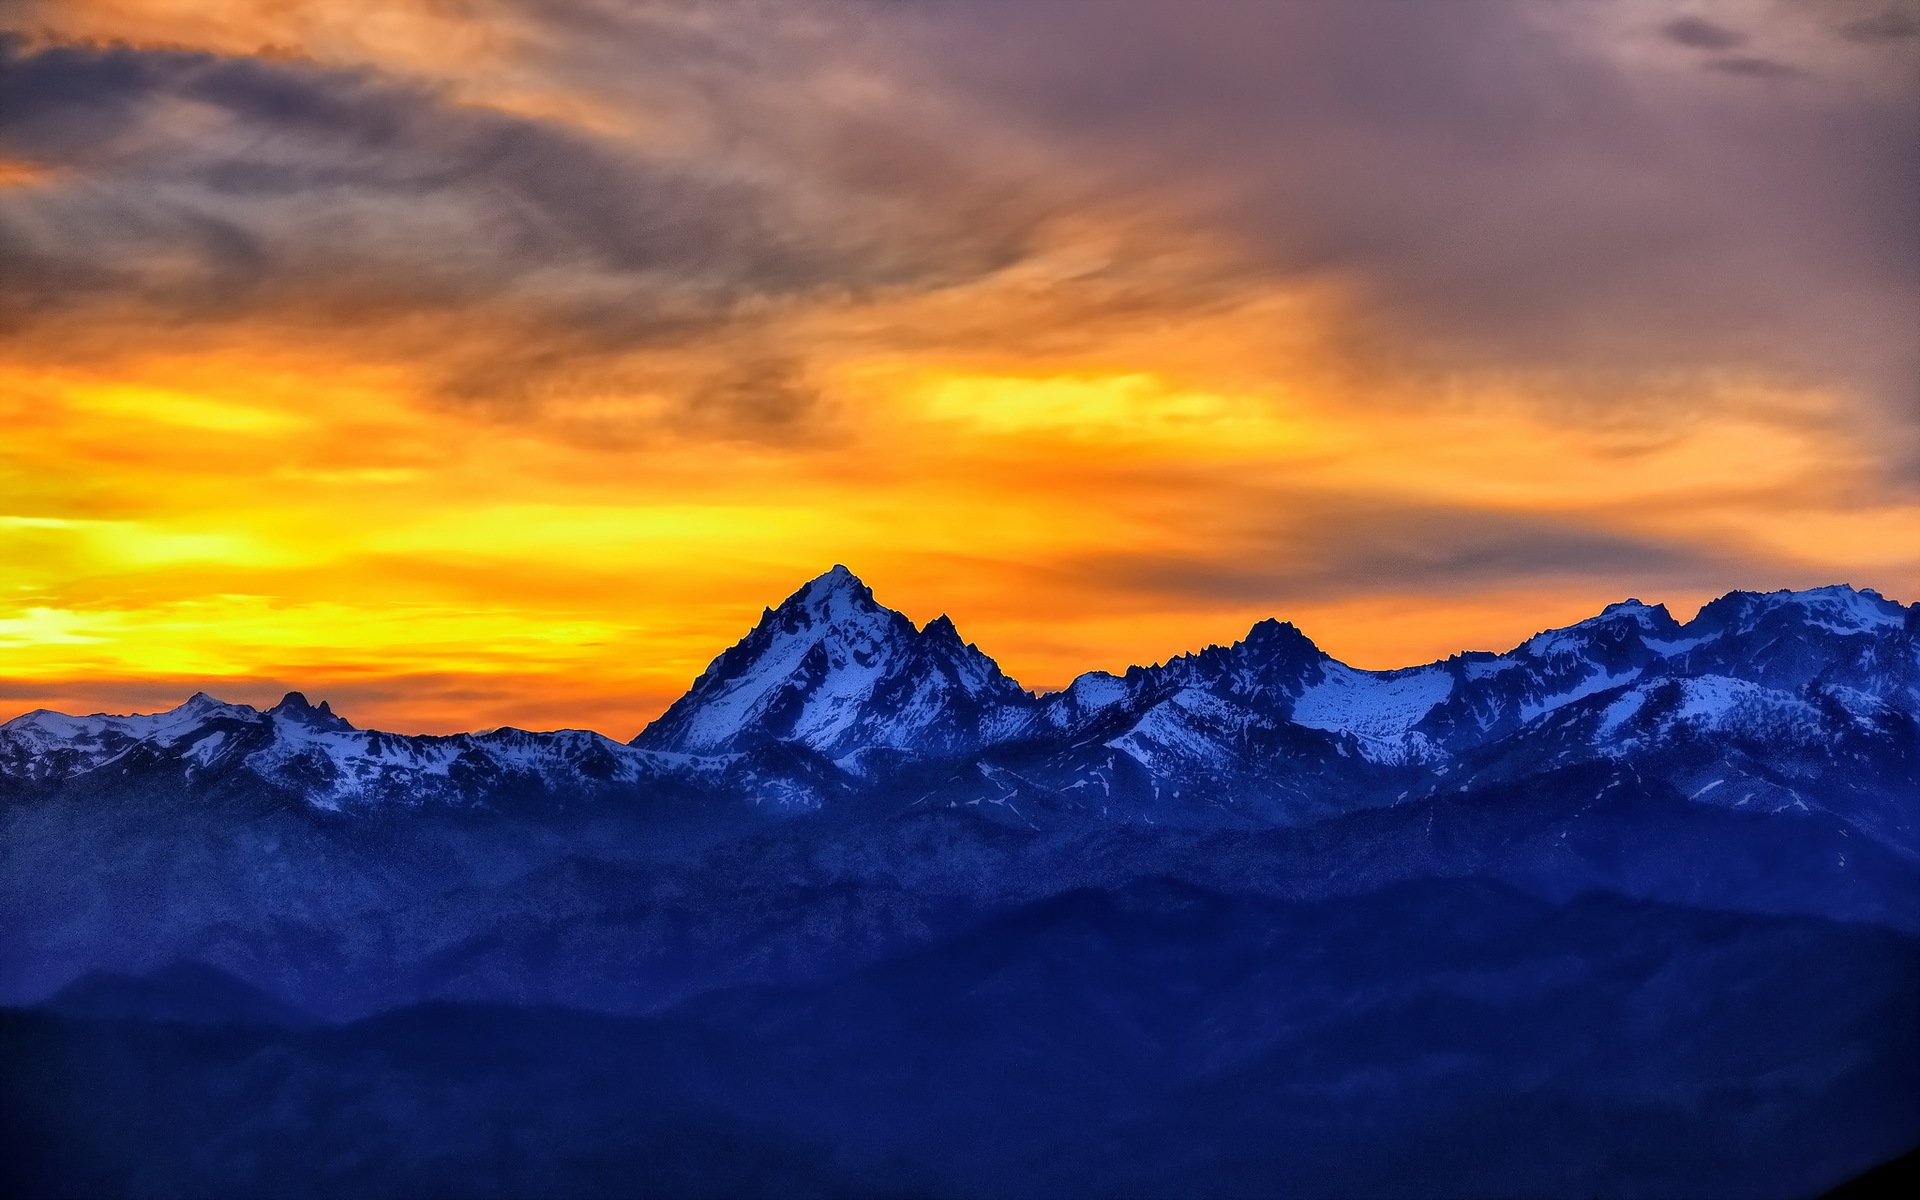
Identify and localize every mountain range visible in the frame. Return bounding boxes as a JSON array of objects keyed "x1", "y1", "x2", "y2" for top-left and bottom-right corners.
[
  {"x1": 2, "y1": 568, "x2": 1917, "y2": 1199},
  {"x1": 5, "y1": 566, "x2": 1916, "y2": 841}
]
